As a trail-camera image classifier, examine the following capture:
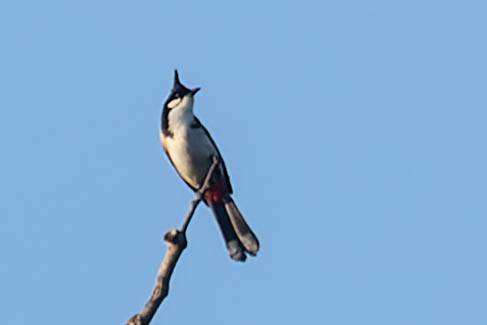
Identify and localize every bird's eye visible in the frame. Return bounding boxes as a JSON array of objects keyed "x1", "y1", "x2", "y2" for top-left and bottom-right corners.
[{"x1": 174, "y1": 93, "x2": 181, "y2": 98}]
